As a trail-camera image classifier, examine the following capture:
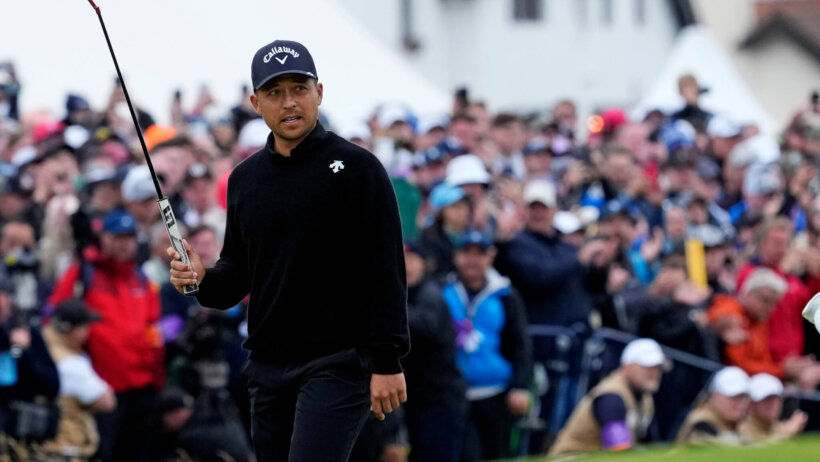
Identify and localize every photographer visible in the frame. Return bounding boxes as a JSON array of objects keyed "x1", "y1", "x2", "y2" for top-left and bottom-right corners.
[
  {"x1": 0, "y1": 221, "x2": 51, "y2": 317},
  {"x1": 0, "y1": 277, "x2": 60, "y2": 449}
]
